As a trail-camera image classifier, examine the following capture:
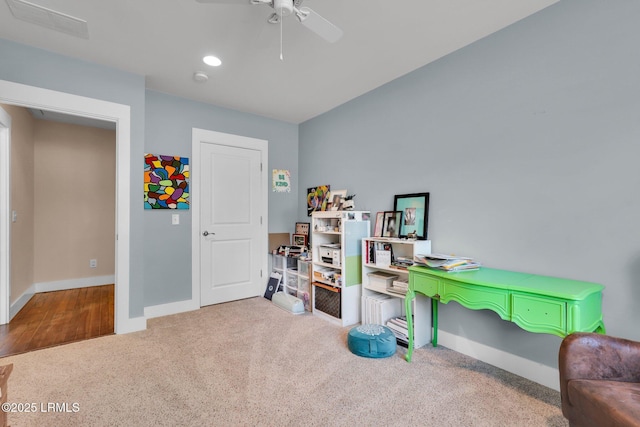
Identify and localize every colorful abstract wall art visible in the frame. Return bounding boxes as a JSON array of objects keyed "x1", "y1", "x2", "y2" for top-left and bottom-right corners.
[
  {"x1": 144, "y1": 154, "x2": 190, "y2": 209},
  {"x1": 307, "y1": 185, "x2": 330, "y2": 216}
]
